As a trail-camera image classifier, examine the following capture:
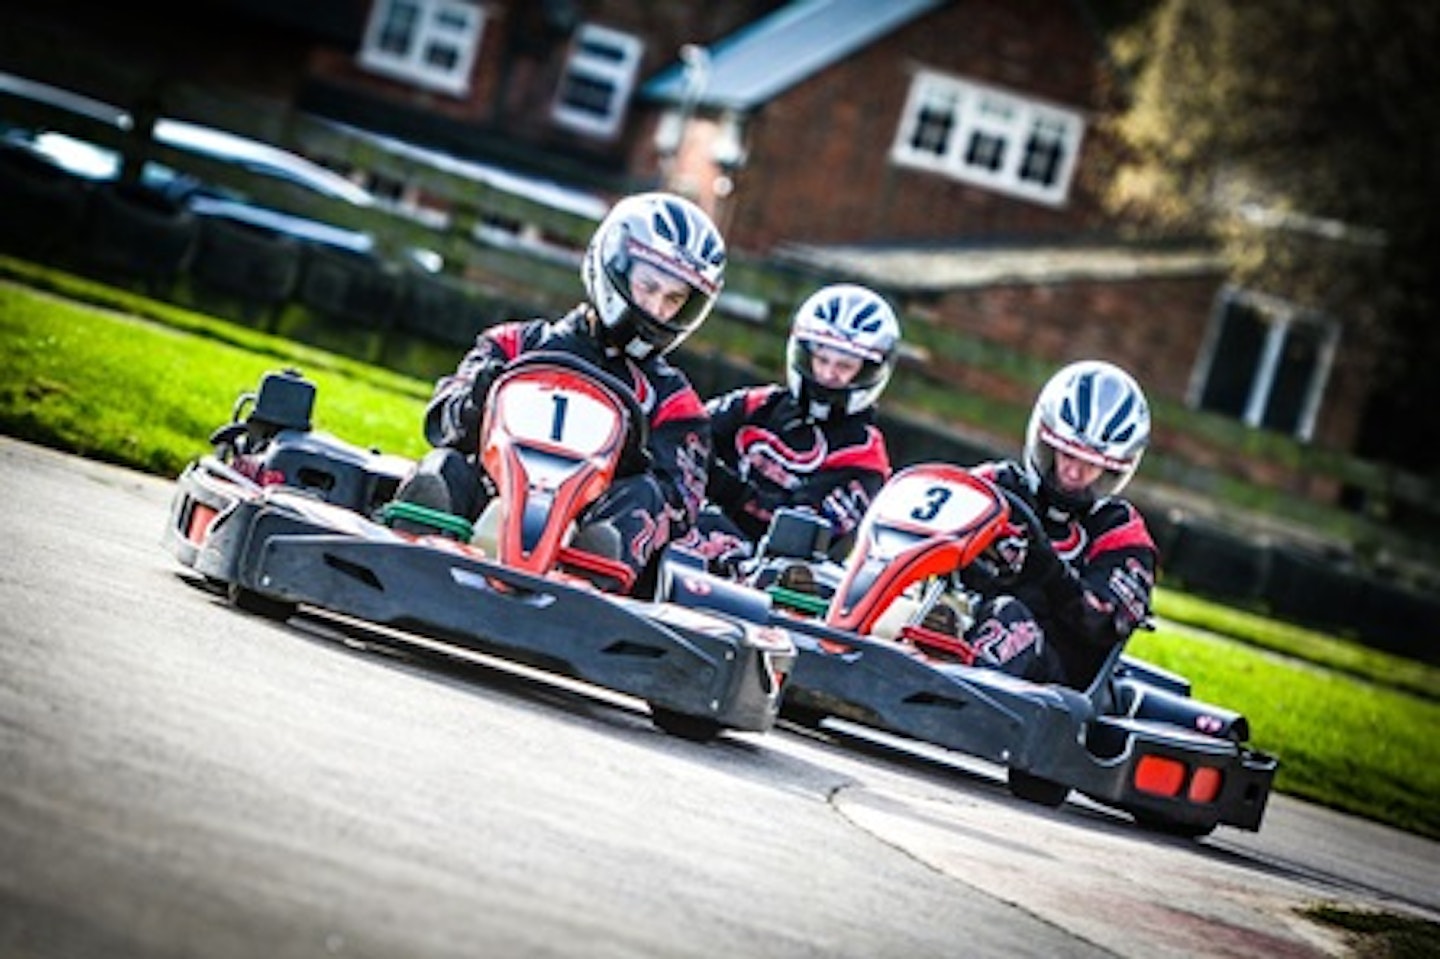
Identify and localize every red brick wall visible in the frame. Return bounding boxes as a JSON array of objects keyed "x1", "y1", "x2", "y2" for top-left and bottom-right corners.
[
  {"x1": 917, "y1": 272, "x2": 1374, "y2": 476},
  {"x1": 309, "y1": 0, "x2": 787, "y2": 161},
  {"x1": 726, "y1": 0, "x2": 1115, "y2": 251},
  {"x1": 925, "y1": 274, "x2": 1221, "y2": 406}
]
